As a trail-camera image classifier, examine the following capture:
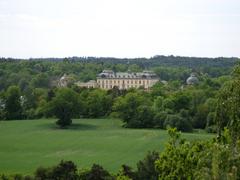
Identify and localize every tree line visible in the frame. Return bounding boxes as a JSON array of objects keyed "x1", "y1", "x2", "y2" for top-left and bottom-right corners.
[
  {"x1": 0, "y1": 57, "x2": 237, "y2": 91},
  {"x1": 0, "y1": 66, "x2": 231, "y2": 132}
]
